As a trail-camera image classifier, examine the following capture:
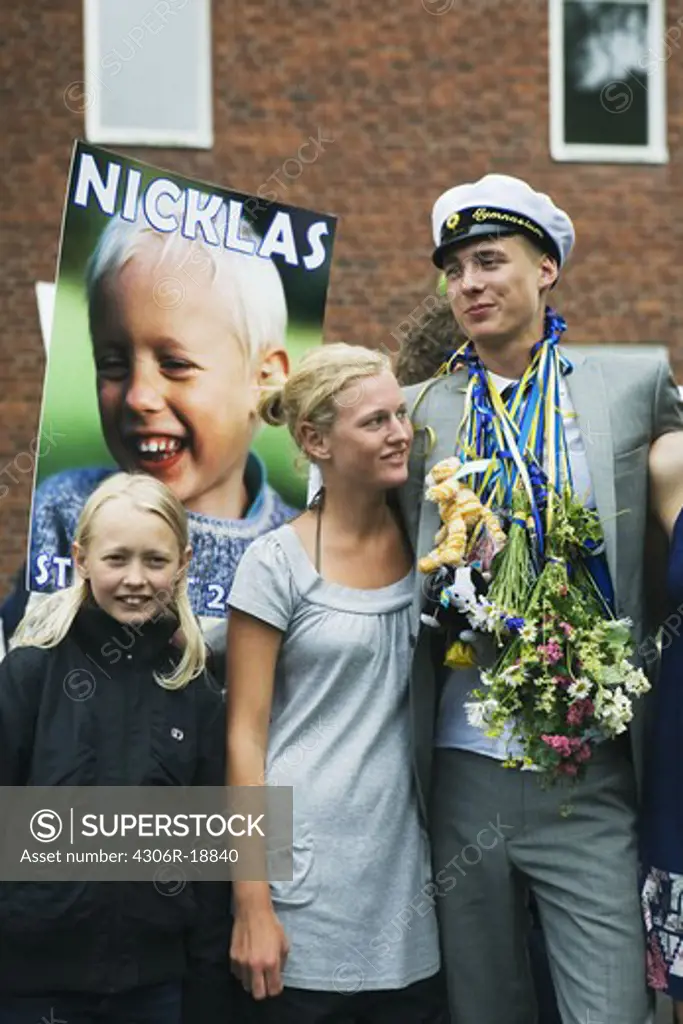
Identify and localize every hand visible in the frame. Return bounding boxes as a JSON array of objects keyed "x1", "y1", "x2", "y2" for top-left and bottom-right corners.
[{"x1": 230, "y1": 906, "x2": 290, "y2": 1000}]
